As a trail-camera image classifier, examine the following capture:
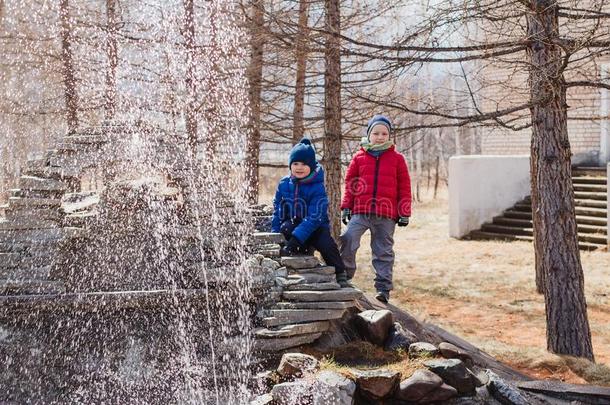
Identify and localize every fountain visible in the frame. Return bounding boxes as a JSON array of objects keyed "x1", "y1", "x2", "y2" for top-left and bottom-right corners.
[{"x1": 0, "y1": 121, "x2": 255, "y2": 403}]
